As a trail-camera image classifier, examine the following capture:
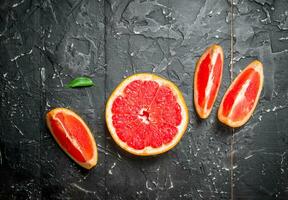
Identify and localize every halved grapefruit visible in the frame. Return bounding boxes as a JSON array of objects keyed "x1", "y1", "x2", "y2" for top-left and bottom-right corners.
[
  {"x1": 105, "y1": 73, "x2": 189, "y2": 156},
  {"x1": 218, "y1": 60, "x2": 264, "y2": 128},
  {"x1": 46, "y1": 108, "x2": 98, "y2": 169},
  {"x1": 194, "y1": 44, "x2": 224, "y2": 119}
]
